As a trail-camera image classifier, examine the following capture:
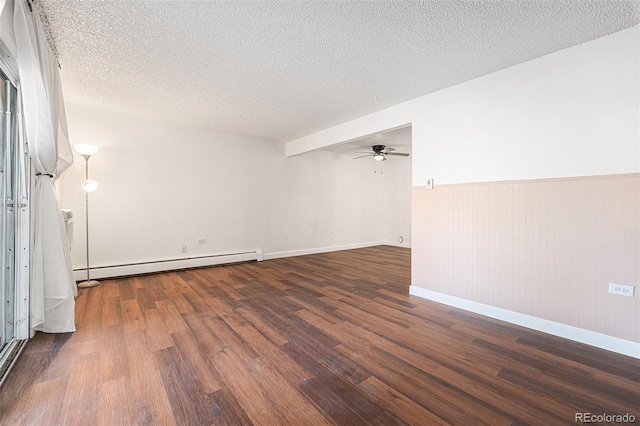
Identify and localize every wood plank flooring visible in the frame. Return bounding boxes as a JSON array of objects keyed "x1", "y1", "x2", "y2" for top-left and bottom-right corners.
[{"x1": 0, "y1": 246, "x2": 638, "y2": 425}]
